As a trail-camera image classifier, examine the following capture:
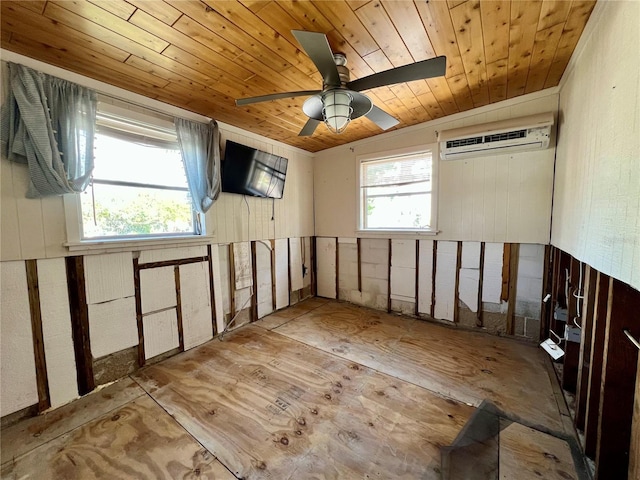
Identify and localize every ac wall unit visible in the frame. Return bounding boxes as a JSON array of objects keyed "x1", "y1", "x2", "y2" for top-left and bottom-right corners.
[{"x1": 438, "y1": 112, "x2": 554, "y2": 160}]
